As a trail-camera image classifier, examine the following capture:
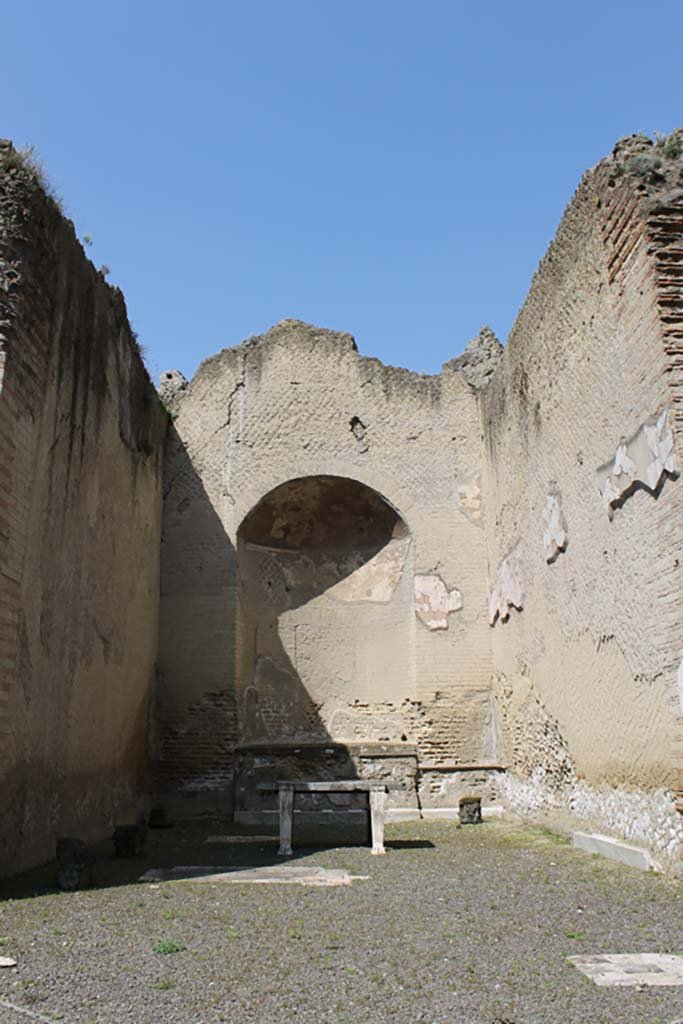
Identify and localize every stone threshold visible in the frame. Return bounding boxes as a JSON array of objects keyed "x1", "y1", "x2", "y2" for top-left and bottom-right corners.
[{"x1": 571, "y1": 830, "x2": 661, "y2": 872}]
